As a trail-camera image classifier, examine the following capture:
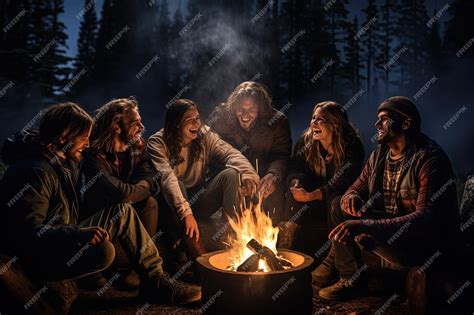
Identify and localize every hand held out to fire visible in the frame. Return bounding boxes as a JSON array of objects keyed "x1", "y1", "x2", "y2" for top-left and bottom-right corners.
[{"x1": 184, "y1": 214, "x2": 200, "y2": 241}]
